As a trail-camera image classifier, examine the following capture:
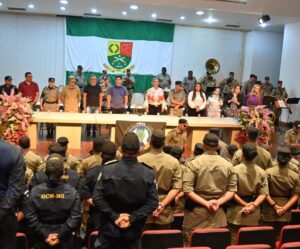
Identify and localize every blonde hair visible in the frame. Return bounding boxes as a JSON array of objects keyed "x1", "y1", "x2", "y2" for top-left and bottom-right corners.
[{"x1": 251, "y1": 84, "x2": 262, "y2": 96}]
